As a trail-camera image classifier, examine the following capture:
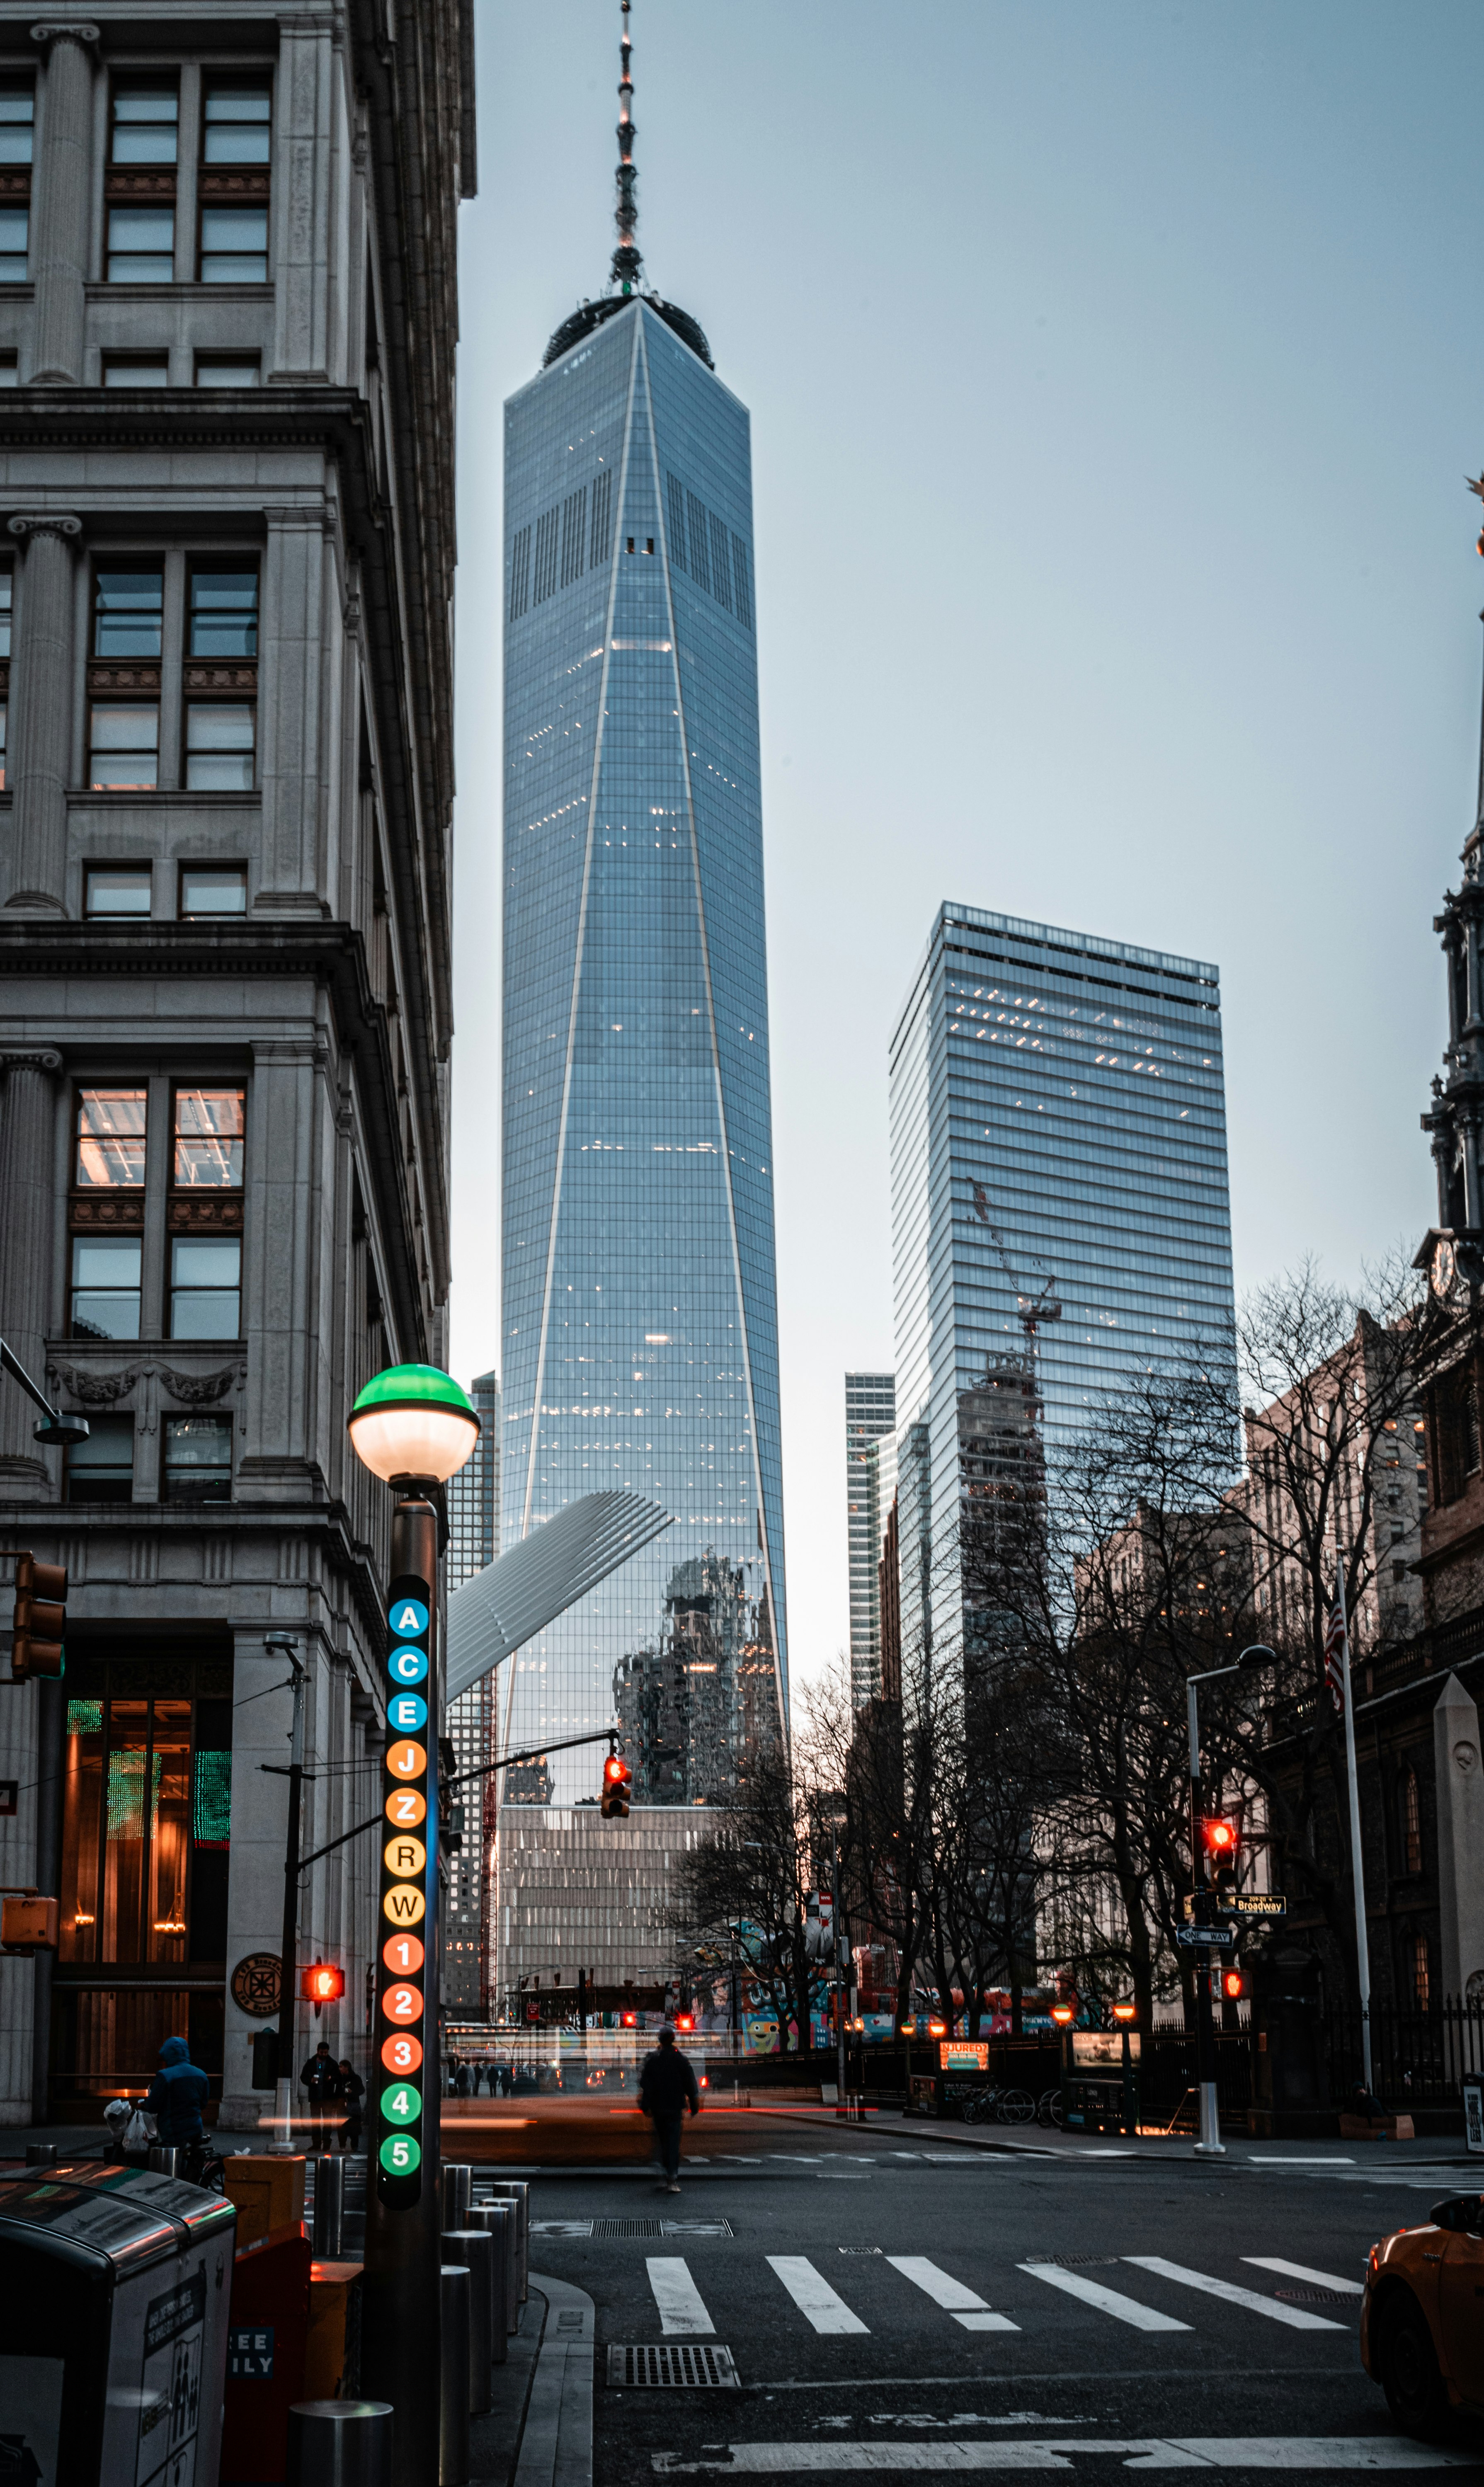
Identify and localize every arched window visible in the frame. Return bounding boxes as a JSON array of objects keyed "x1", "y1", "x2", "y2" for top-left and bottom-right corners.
[
  {"x1": 1412, "y1": 1931, "x2": 1431, "y2": 2010},
  {"x1": 1400, "y1": 1766, "x2": 1422, "y2": 1876}
]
